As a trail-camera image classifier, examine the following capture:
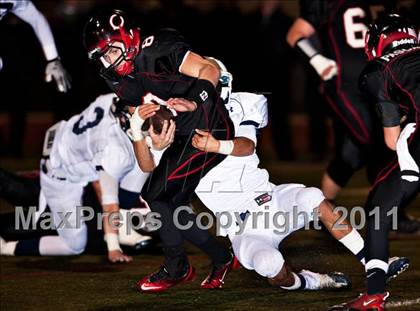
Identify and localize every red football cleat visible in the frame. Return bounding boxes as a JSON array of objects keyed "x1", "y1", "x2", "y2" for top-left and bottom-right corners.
[
  {"x1": 137, "y1": 264, "x2": 196, "y2": 293},
  {"x1": 328, "y1": 292, "x2": 389, "y2": 311},
  {"x1": 200, "y1": 256, "x2": 239, "y2": 289}
]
